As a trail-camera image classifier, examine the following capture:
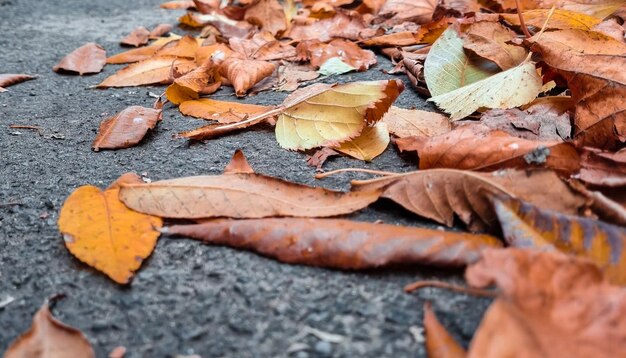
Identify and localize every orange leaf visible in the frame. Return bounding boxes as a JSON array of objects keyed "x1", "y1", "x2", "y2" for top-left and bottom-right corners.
[
  {"x1": 5, "y1": 301, "x2": 95, "y2": 358},
  {"x1": 53, "y1": 42, "x2": 106, "y2": 75},
  {"x1": 106, "y1": 35, "x2": 181, "y2": 64},
  {"x1": 493, "y1": 196, "x2": 626, "y2": 285},
  {"x1": 97, "y1": 56, "x2": 197, "y2": 88},
  {"x1": 179, "y1": 98, "x2": 272, "y2": 123},
  {"x1": 165, "y1": 218, "x2": 502, "y2": 269},
  {"x1": 58, "y1": 173, "x2": 162, "y2": 284},
  {"x1": 423, "y1": 302, "x2": 467, "y2": 358},
  {"x1": 219, "y1": 55, "x2": 276, "y2": 96},
  {"x1": 0, "y1": 74, "x2": 35, "y2": 92},
  {"x1": 244, "y1": 0, "x2": 287, "y2": 36},
  {"x1": 120, "y1": 26, "x2": 151, "y2": 47},
  {"x1": 160, "y1": 0, "x2": 195, "y2": 9},
  {"x1": 376, "y1": 0, "x2": 438, "y2": 25},
  {"x1": 92, "y1": 106, "x2": 162, "y2": 151},
  {"x1": 296, "y1": 39, "x2": 377, "y2": 71},
  {"x1": 148, "y1": 23, "x2": 173, "y2": 39},
  {"x1": 165, "y1": 61, "x2": 221, "y2": 105}
]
